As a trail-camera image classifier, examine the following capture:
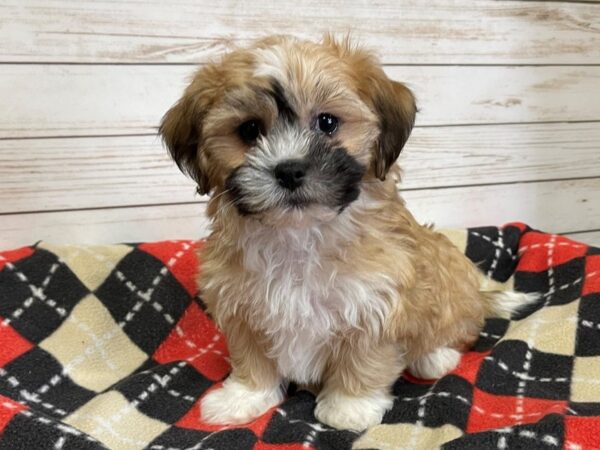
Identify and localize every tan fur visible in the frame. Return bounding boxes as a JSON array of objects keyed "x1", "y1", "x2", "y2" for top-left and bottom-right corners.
[
  {"x1": 200, "y1": 182, "x2": 486, "y2": 386},
  {"x1": 160, "y1": 35, "x2": 510, "y2": 431}
]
